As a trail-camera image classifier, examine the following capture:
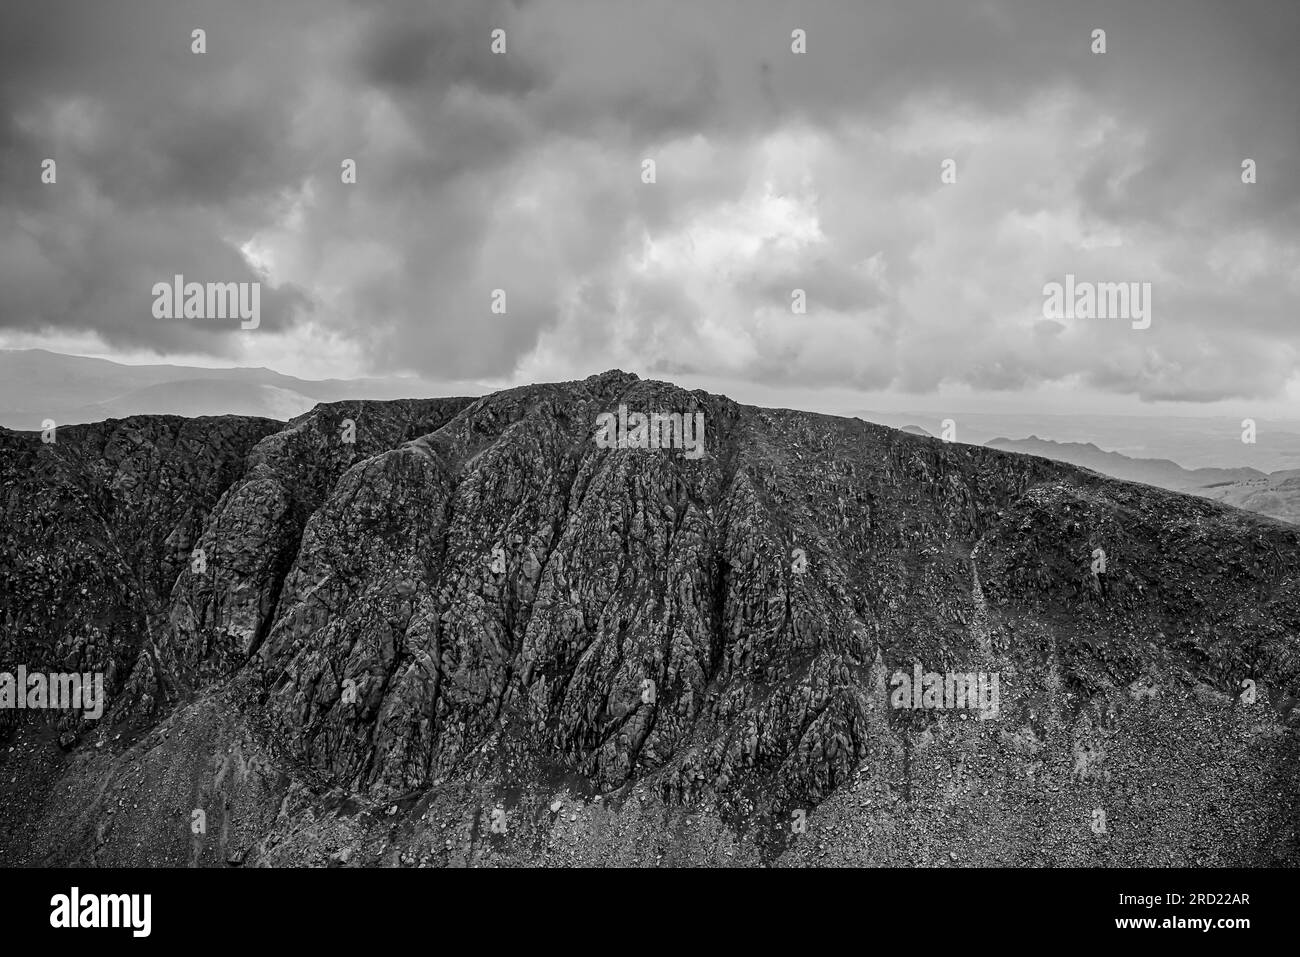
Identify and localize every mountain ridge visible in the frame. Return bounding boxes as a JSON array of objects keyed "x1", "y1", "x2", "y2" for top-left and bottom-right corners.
[{"x1": 1, "y1": 372, "x2": 1297, "y2": 867}]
